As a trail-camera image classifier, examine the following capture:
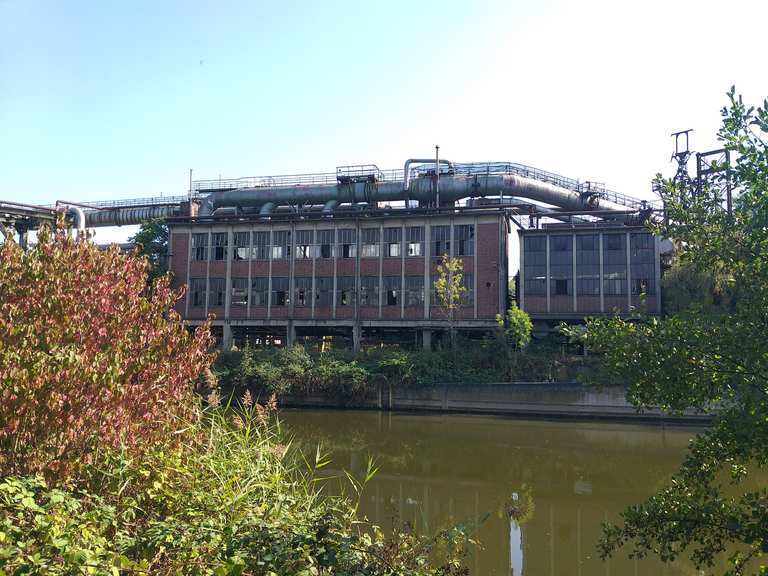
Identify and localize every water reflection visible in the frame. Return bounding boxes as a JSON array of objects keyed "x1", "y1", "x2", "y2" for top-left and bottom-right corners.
[{"x1": 282, "y1": 409, "x2": 713, "y2": 575}]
